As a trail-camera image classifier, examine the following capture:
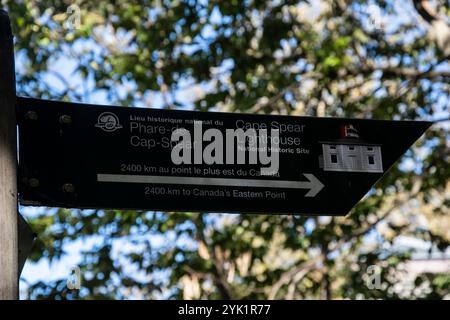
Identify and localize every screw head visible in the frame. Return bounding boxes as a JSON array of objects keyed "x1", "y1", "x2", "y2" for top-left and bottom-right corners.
[
  {"x1": 28, "y1": 178, "x2": 40, "y2": 188},
  {"x1": 60, "y1": 115, "x2": 72, "y2": 125},
  {"x1": 62, "y1": 183, "x2": 75, "y2": 193},
  {"x1": 25, "y1": 111, "x2": 38, "y2": 121}
]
